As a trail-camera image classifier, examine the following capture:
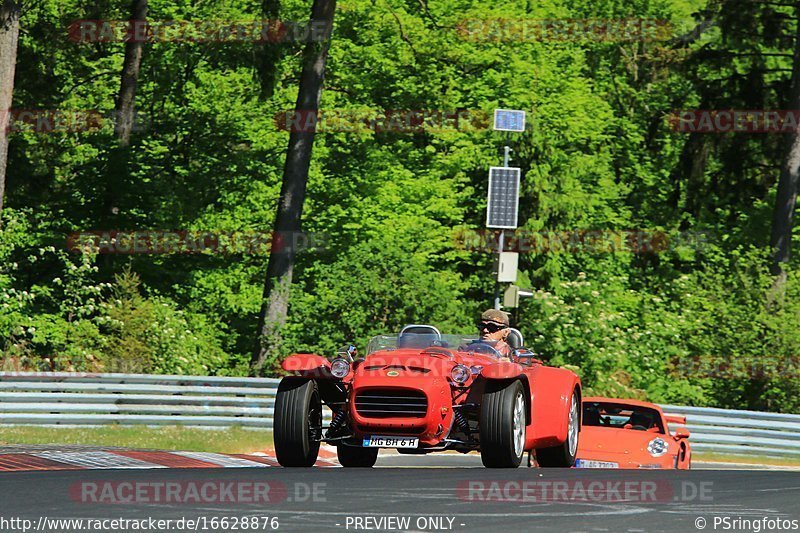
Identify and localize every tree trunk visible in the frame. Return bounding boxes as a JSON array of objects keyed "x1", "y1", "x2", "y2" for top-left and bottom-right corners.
[
  {"x1": 0, "y1": 0, "x2": 20, "y2": 215},
  {"x1": 255, "y1": 0, "x2": 284, "y2": 99},
  {"x1": 769, "y1": 2, "x2": 800, "y2": 284},
  {"x1": 115, "y1": 0, "x2": 147, "y2": 148},
  {"x1": 668, "y1": 133, "x2": 710, "y2": 214},
  {"x1": 252, "y1": 0, "x2": 337, "y2": 373},
  {"x1": 104, "y1": 0, "x2": 147, "y2": 231}
]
